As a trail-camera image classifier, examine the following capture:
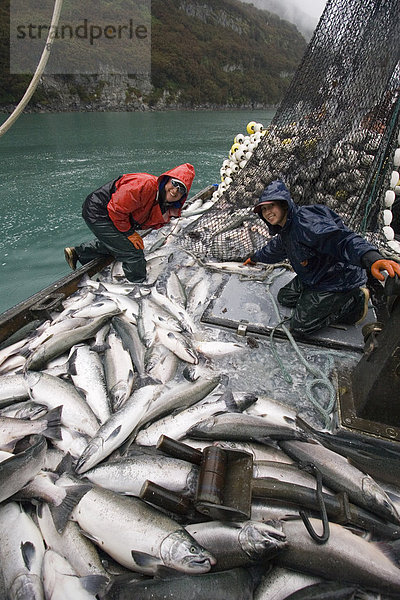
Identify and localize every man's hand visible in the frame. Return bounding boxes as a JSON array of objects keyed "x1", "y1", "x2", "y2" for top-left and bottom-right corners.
[
  {"x1": 371, "y1": 259, "x2": 400, "y2": 281},
  {"x1": 127, "y1": 232, "x2": 144, "y2": 250},
  {"x1": 243, "y1": 257, "x2": 257, "y2": 266}
]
